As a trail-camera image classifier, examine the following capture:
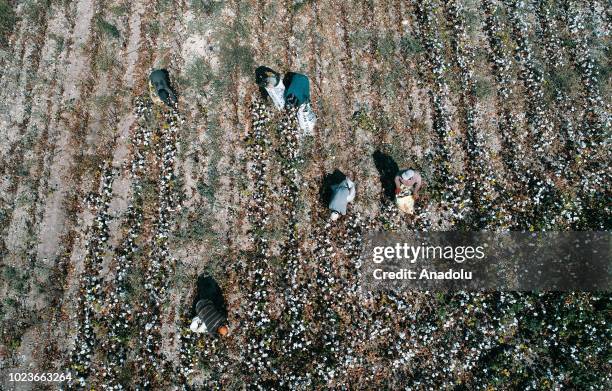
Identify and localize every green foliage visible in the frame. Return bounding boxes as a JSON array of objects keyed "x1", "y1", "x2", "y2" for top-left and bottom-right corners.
[
  {"x1": 377, "y1": 34, "x2": 396, "y2": 59},
  {"x1": 0, "y1": 0, "x2": 16, "y2": 47},
  {"x1": 22, "y1": 0, "x2": 46, "y2": 23},
  {"x1": 2, "y1": 264, "x2": 18, "y2": 280},
  {"x1": 348, "y1": 29, "x2": 370, "y2": 51},
  {"x1": 196, "y1": 177, "x2": 215, "y2": 204},
  {"x1": 218, "y1": 41, "x2": 253, "y2": 77},
  {"x1": 186, "y1": 57, "x2": 213, "y2": 91},
  {"x1": 156, "y1": 0, "x2": 173, "y2": 13},
  {"x1": 214, "y1": 3, "x2": 253, "y2": 86},
  {"x1": 463, "y1": 7, "x2": 480, "y2": 35},
  {"x1": 174, "y1": 201, "x2": 220, "y2": 245},
  {"x1": 95, "y1": 46, "x2": 119, "y2": 72},
  {"x1": 352, "y1": 110, "x2": 377, "y2": 134},
  {"x1": 140, "y1": 178, "x2": 158, "y2": 205},
  {"x1": 474, "y1": 77, "x2": 493, "y2": 99},
  {"x1": 92, "y1": 93, "x2": 115, "y2": 109},
  {"x1": 124, "y1": 264, "x2": 145, "y2": 299},
  {"x1": 202, "y1": 120, "x2": 222, "y2": 201},
  {"x1": 2, "y1": 265, "x2": 30, "y2": 295},
  {"x1": 190, "y1": 0, "x2": 222, "y2": 15},
  {"x1": 145, "y1": 20, "x2": 160, "y2": 36},
  {"x1": 15, "y1": 160, "x2": 30, "y2": 179},
  {"x1": 96, "y1": 16, "x2": 120, "y2": 39},
  {"x1": 9, "y1": 335, "x2": 21, "y2": 350},
  {"x1": 178, "y1": 212, "x2": 214, "y2": 241},
  {"x1": 548, "y1": 67, "x2": 575, "y2": 92},
  {"x1": 110, "y1": 3, "x2": 130, "y2": 16},
  {"x1": 399, "y1": 33, "x2": 423, "y2": 56},
  {"x1": 3, "y1": 297, "x2": 18, "y2": 310},
  {"x1": 49, "y1": 32, "x2": 65, "y2": 53},
  {"x1": 292, "y1": 0, "x2": 314, "y2": 12},
  {"x1": 0, "y1": 207, "x2": 7, "y2": 227}
]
